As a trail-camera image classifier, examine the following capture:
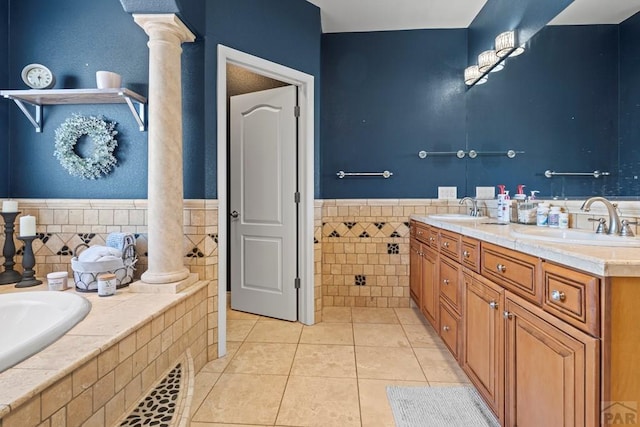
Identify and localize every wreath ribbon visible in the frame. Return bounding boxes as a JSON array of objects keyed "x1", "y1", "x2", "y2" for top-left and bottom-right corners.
[{"x1": 54, "y1": 114, "x2": 118, "y2": 180}]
